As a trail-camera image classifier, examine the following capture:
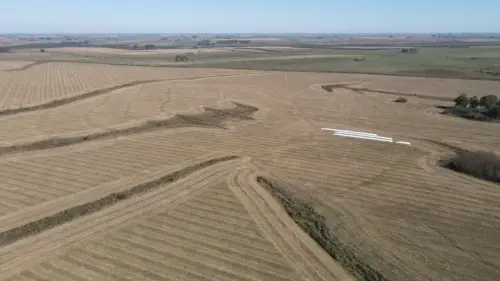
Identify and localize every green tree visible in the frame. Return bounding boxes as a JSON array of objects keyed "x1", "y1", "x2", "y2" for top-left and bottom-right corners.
[
  {"x1": 480, "y1": 95, "x2": 499, "y2": 110},
  {"x1": 469, "y1": 96, "x2": 480, "y2": 108},
  {"x1": 454, "y1": 93, "x2": 470, "y2": 108},
  {"x1": 486, "y1": 106, "x2": 500, "y2": 119}
]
